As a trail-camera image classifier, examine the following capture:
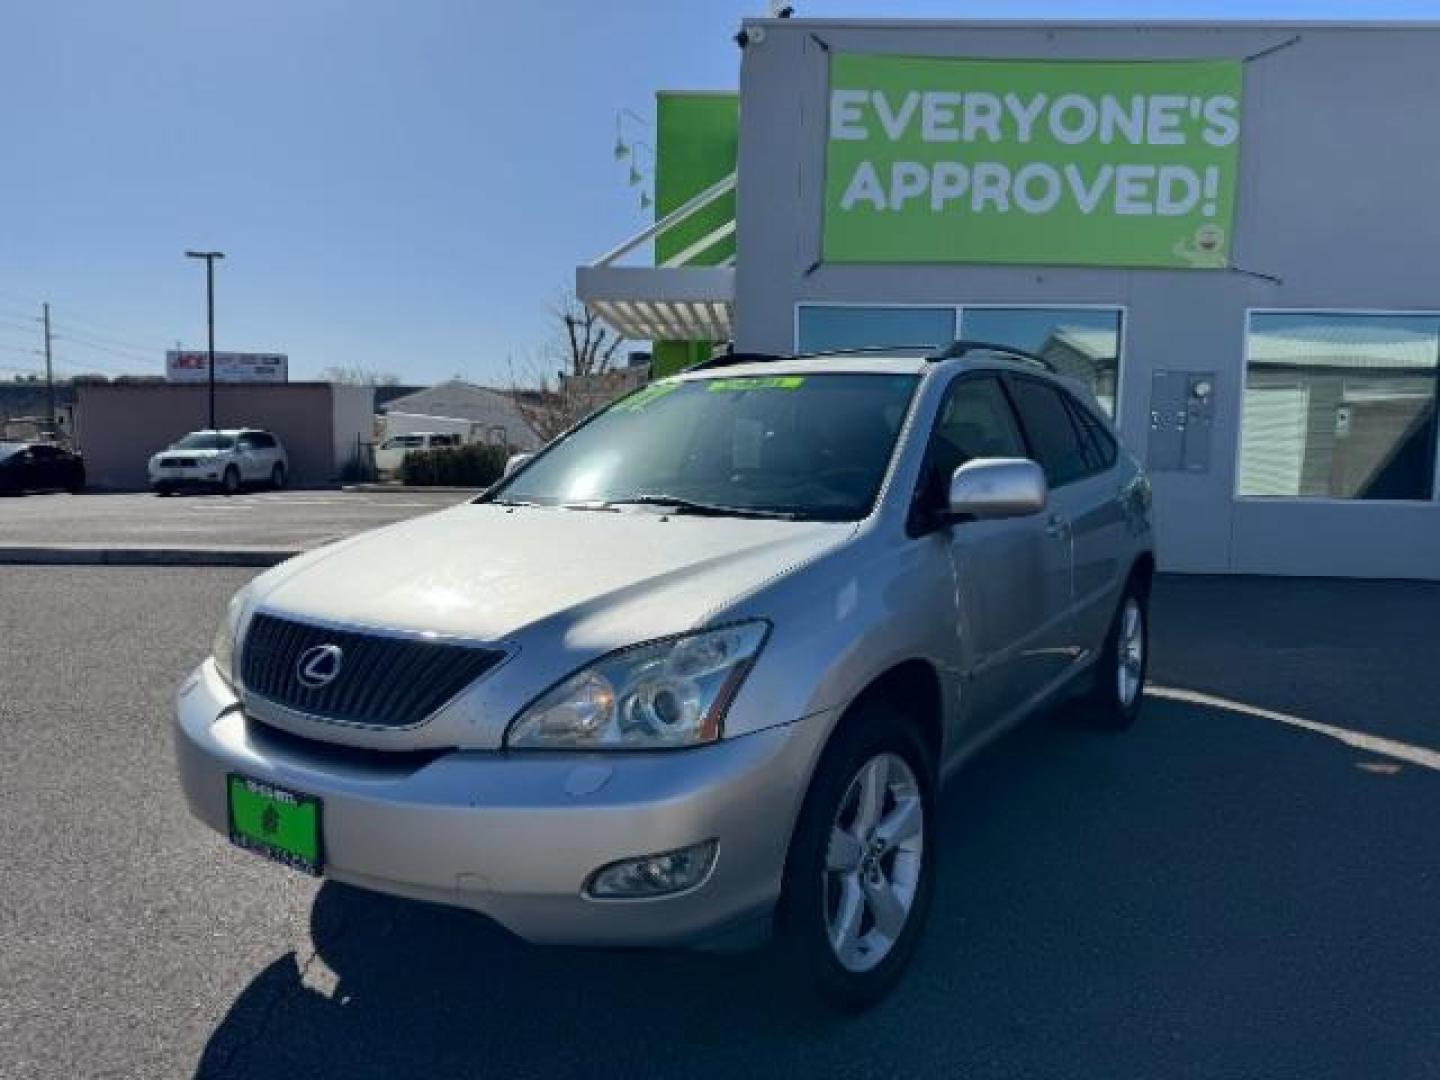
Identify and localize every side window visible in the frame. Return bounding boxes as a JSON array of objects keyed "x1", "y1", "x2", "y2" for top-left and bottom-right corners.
[
  {"x1": 1005, "y1": 378, "x2": 1091, "y2": 488},
  {"x1": 236, "y1": 435, "x2": 256, "y2": 450},
  {"x1": 922, "y1": 375, "x2": 1027, "y2": 498},
  {"x1": 1064, "y1": 394, "x2": 1118, "y2": 473},
  {"x1": 250, "y1": 432, "x2": 276, "y2": 449}
]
